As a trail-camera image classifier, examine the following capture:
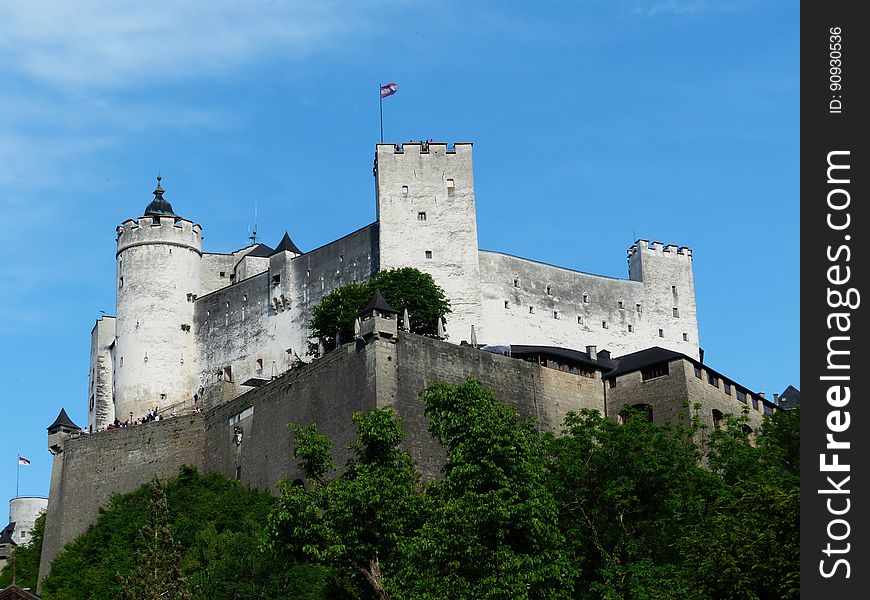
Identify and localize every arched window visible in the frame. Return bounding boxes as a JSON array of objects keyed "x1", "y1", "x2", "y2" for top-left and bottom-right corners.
[{"x1": 712, "y1": 409, "x2": 724, "y2": 429}]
